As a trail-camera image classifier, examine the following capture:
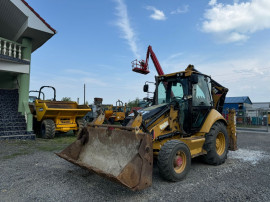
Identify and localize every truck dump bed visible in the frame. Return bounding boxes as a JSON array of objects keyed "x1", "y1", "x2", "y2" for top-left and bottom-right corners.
[{"x1": 35, "y1": 100, "x2": 91, "y2": 121}]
